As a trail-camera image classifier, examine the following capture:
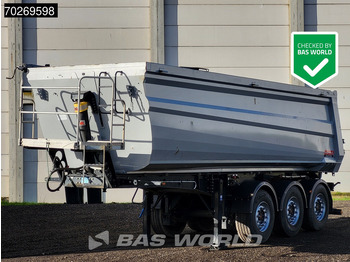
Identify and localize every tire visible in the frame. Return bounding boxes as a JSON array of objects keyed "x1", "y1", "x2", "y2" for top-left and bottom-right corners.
[
  {"x1": 275, "y1": 186, "x2": 304, "y2": 237},
  {"x1": 235, "y1": 190, "x2": 275, "y2": 243},
  {"x1": 188, "y1": 217, "x2": 213, "y2": 233},
  {"x1": 151, "y1": 205, "x2": 186, "y2": 238},
  {"x1": 303, "y1": 185, "x2": 329, "y2": 231}
]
